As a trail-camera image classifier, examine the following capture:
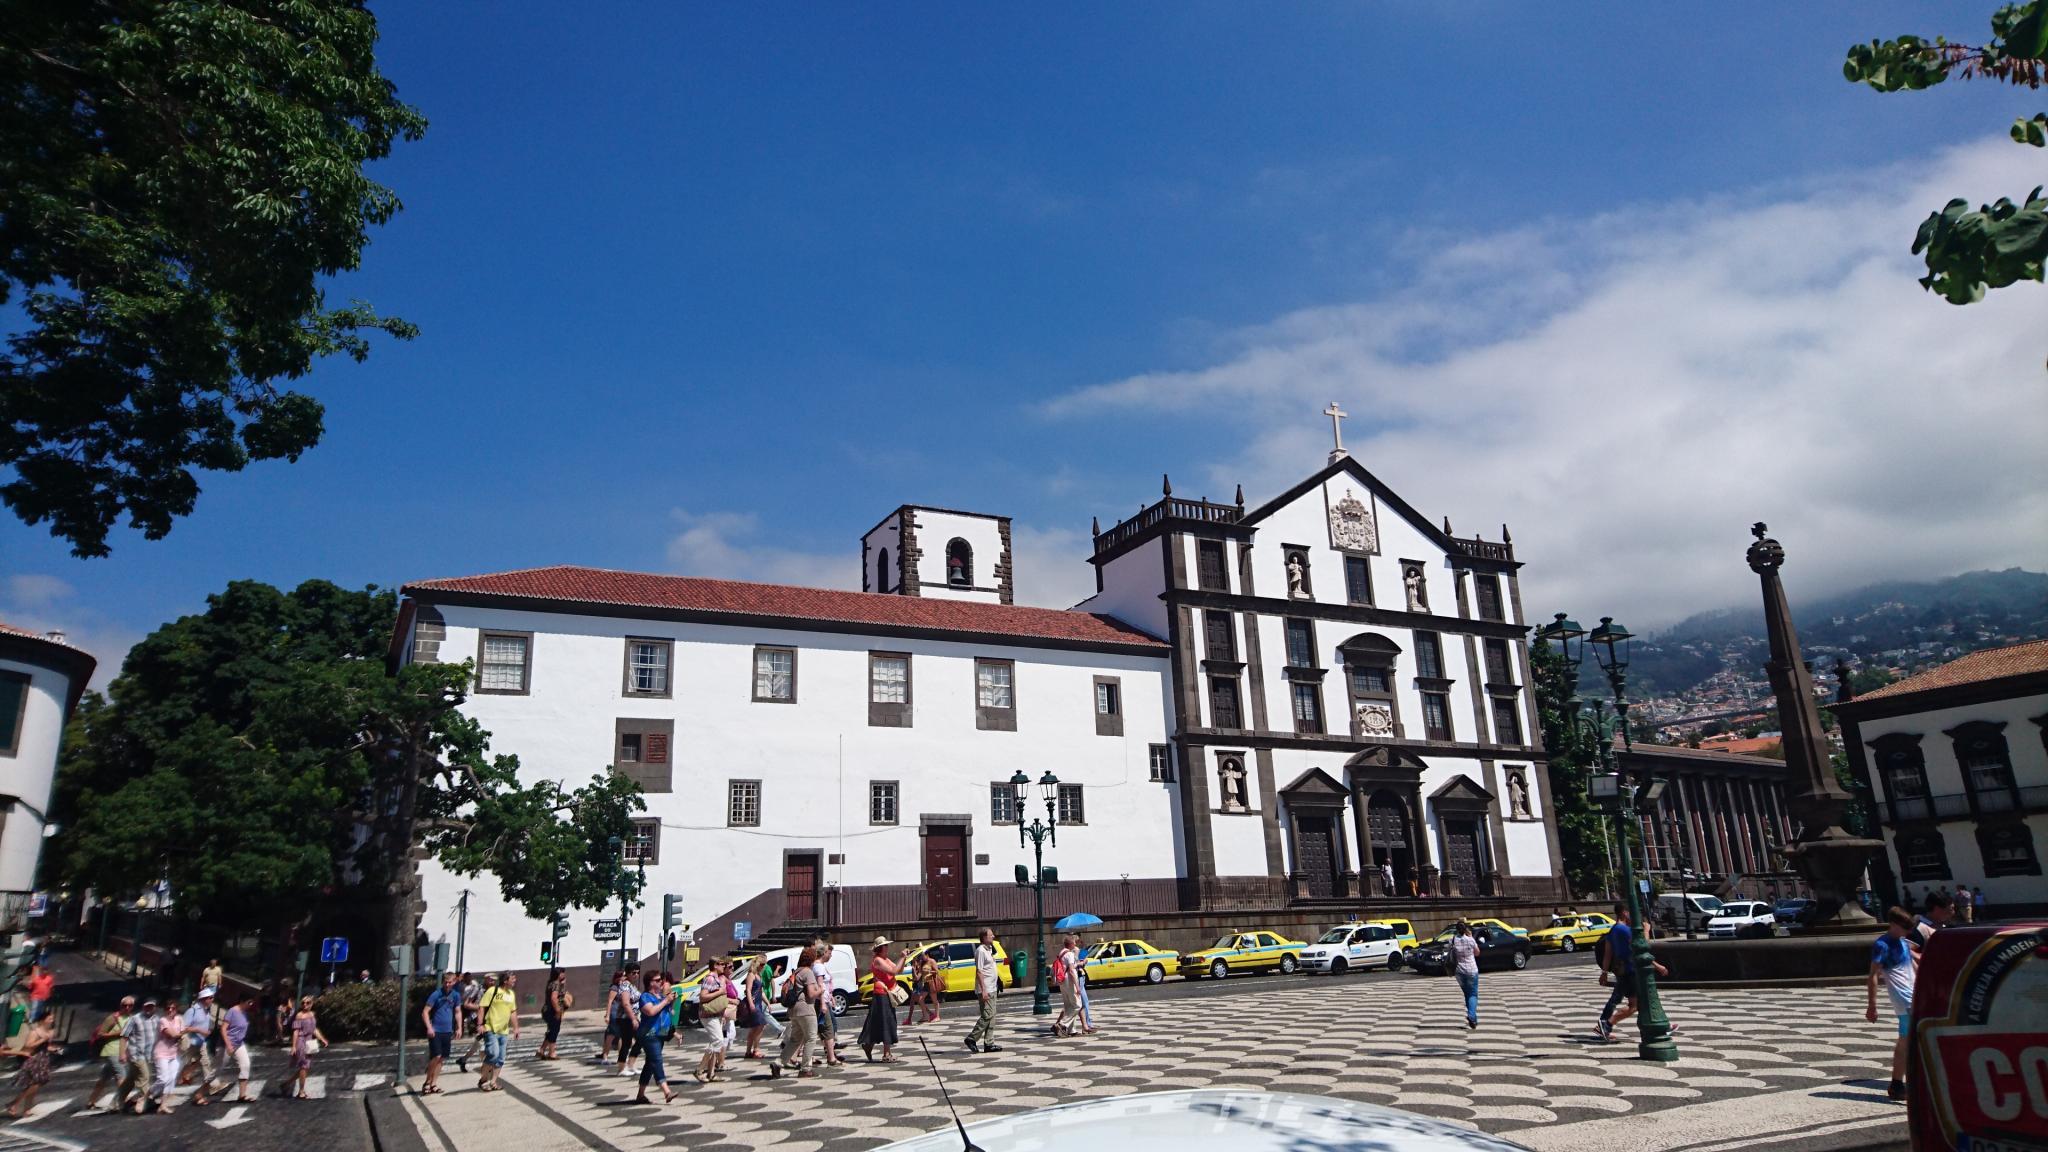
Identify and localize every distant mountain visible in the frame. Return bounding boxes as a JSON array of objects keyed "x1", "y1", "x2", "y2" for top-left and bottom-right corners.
[{"x1": 1625, "y1": 568, "x2": 2048, "y2": 698}]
